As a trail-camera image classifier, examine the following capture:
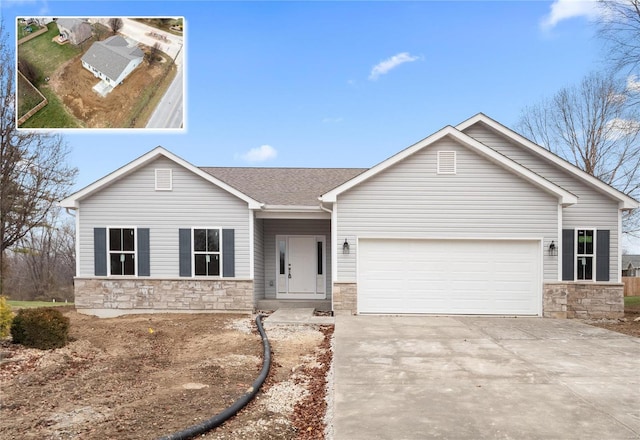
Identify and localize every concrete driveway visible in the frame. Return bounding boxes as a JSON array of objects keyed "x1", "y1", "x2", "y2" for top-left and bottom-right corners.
[{"x1": 331, "y1": 316, "x2": 640, "y2": 439}]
